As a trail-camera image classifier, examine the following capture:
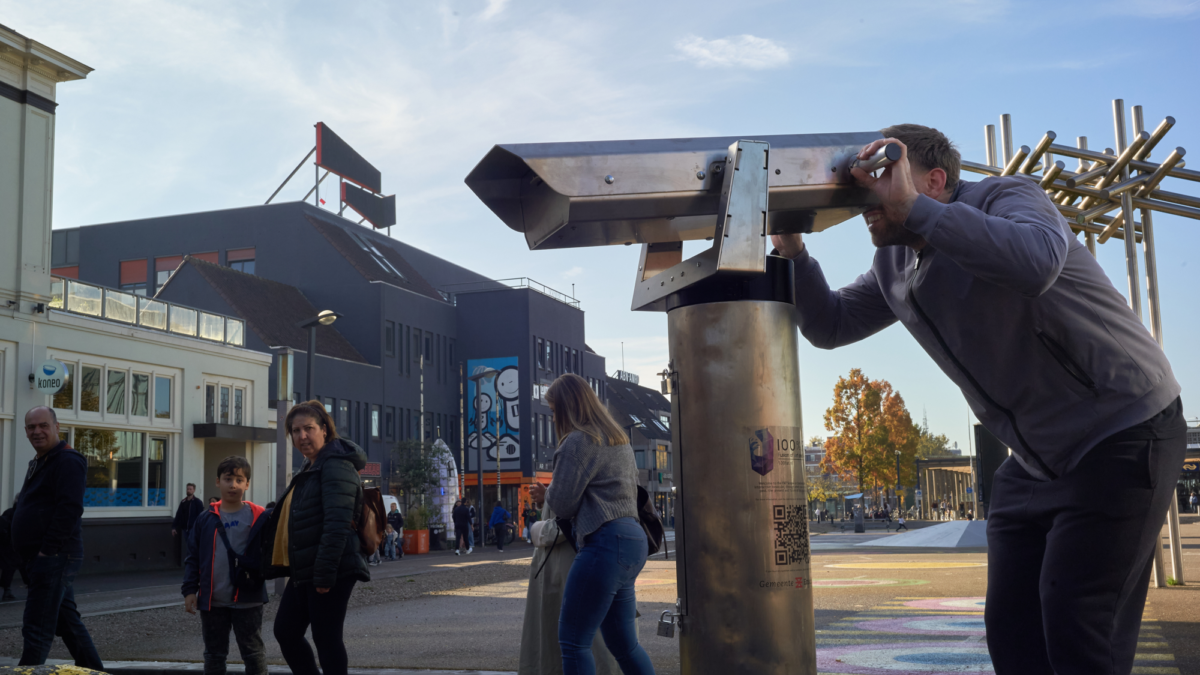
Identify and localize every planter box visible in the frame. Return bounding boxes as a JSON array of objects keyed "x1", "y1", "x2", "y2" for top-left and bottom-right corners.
[{"x1": 402, "y1": 529, "x2": 430, "y2": 555}]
